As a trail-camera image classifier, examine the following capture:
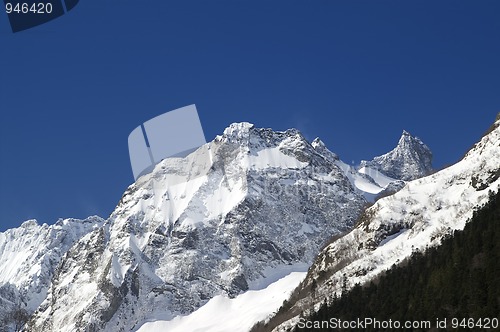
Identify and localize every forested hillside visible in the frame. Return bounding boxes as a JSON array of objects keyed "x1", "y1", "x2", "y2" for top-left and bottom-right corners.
[{"x1": 291, "y1": 189, "x2": 500, "y2": 331}]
